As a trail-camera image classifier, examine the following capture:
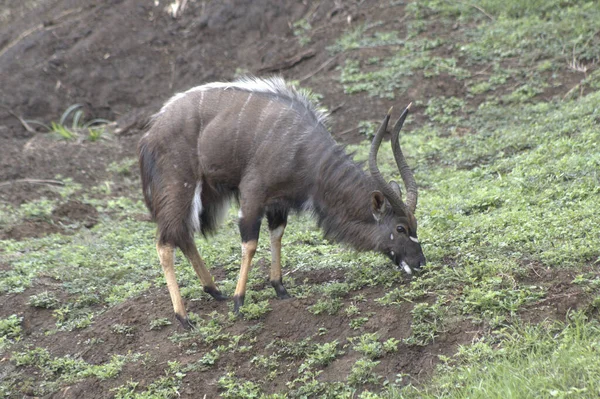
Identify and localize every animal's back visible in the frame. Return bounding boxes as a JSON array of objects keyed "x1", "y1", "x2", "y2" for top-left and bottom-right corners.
[{"x1": 139, "y1": 77, "x2": 335, "y2": 239}]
